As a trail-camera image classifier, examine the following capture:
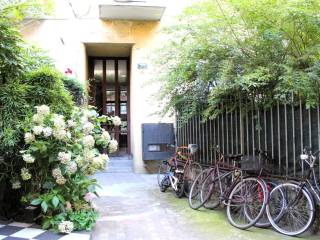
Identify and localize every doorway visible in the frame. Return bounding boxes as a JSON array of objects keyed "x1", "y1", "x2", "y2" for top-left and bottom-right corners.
[{"x1": 88, "y1": 57, "x2": 130, "y2": 155}]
